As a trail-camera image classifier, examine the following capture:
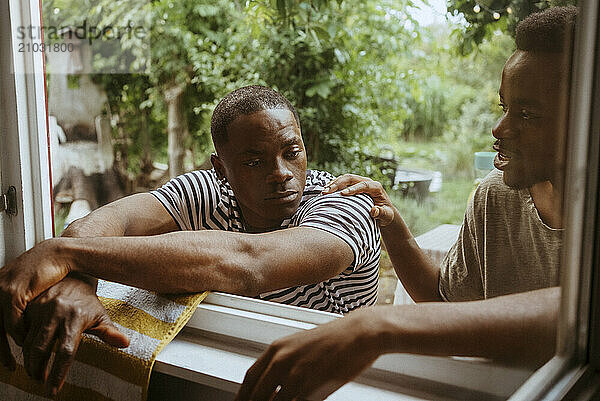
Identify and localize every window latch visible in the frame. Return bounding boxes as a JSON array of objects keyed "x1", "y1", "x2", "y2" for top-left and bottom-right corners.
[{"x1": 0, "y1": 186, "x2": 17, "y2": 216}]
